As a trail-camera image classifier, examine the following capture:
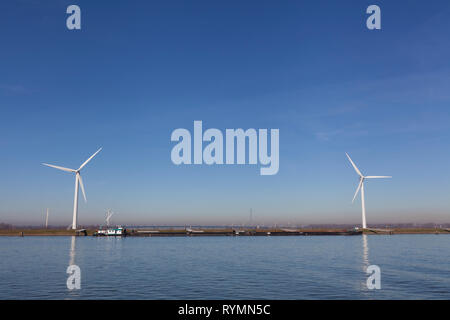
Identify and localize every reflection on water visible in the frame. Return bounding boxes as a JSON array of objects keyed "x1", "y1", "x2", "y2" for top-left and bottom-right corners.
[
  {"x1": 360, "y1": 234, "x2": 371, "y2": 296},
  {"x1": 66, "y1": 236, "x2": 81, "y2": 299},
  {"x1": 362, "y1": 234, "x2": 369, "y2": 268},
  {"x1": 69, "y1": 236, "x2": 76, "y2": 266},
  {"x1": 1, "y1": 235, "x2": 449, "y2": 299}
]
